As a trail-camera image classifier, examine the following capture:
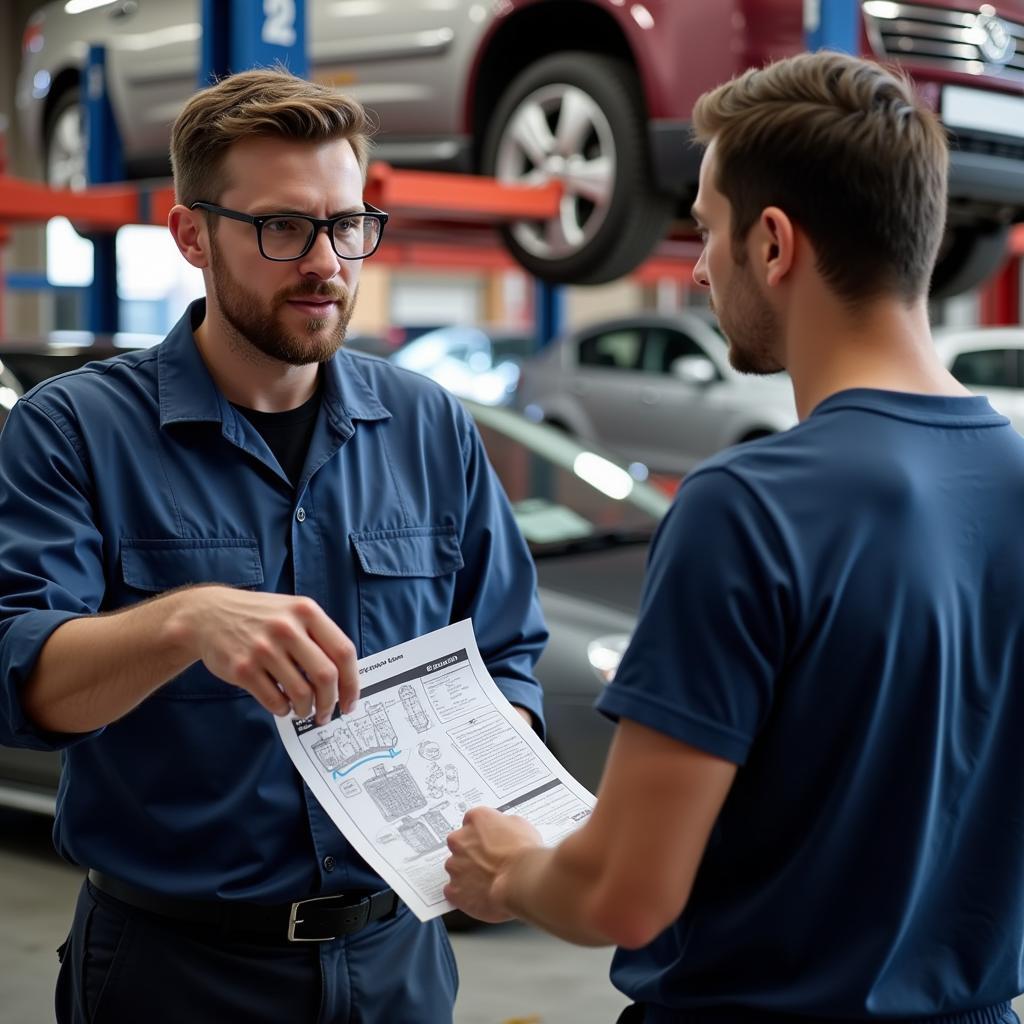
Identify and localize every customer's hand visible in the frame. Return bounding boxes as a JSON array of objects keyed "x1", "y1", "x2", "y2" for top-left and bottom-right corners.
[{"x1": 444, "y1": 807, "x2": 542, "y2": 923}]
